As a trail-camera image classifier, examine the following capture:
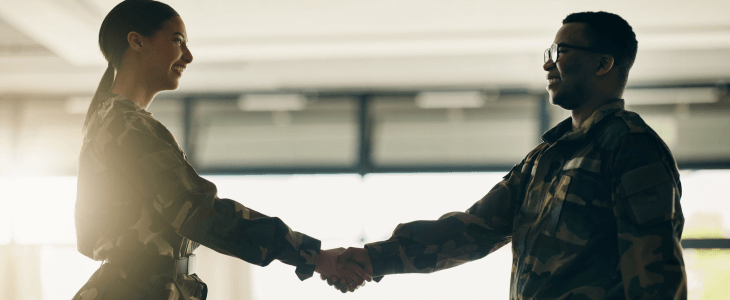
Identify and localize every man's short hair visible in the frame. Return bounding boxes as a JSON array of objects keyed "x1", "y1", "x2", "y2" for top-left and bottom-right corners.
[{"x1": 563, "y1": 11, "x2": 638, "y2": 88}]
